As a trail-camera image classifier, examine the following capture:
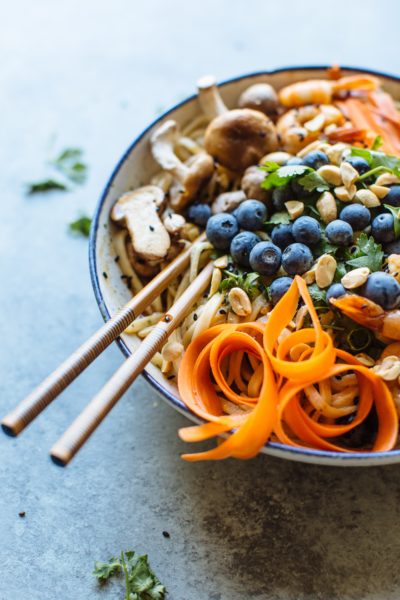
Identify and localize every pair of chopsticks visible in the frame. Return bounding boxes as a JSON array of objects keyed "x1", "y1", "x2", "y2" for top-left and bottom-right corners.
[{"x1": 2, "y1": 233, "x2": 212, "y2": 466}]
